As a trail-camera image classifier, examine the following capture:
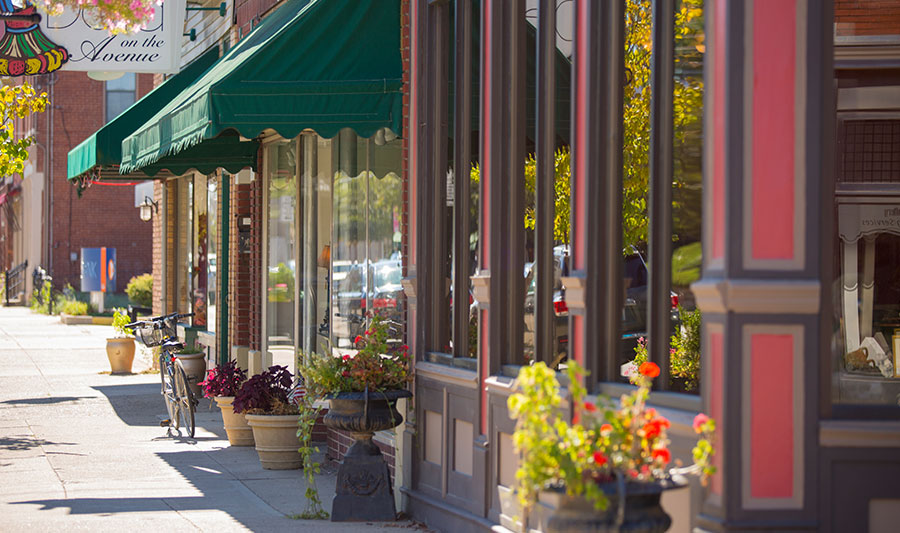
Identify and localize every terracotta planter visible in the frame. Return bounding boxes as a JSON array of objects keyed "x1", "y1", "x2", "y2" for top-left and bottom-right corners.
[
  {"x1": 105, "y1": 337, "x2": 135, "y2": 374},
  {"x1": 214, "y1": 396, "x2": 254, "y2": 446},
  {"x1": 245, "y1": 414, "x2": 301, "y2": 470},
  {"x1": 542, "y1": 479, "x2": 685, "y2": 533},
  {"x1": 323, "y1": 389, "x2": 412, "y2": 522},
  {"x1": 175, "y1": 352, "x2": 207, "y2": 399}
]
